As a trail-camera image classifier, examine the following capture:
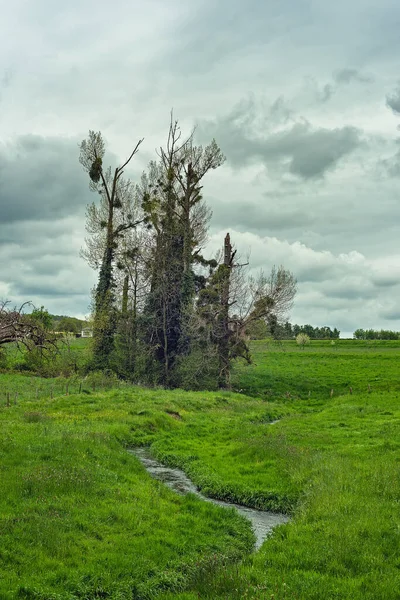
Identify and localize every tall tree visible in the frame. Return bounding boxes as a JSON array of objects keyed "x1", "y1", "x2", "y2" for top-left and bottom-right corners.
[
  {"x1": 198, "y1": 235, "x2": 297, "y2": 388},
  {"x1": 79, "y1": 131, "x2": 143, "y2": 368},
  {"x1": 140, "y1": 118, "x2": 225, "y2": 385}
]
